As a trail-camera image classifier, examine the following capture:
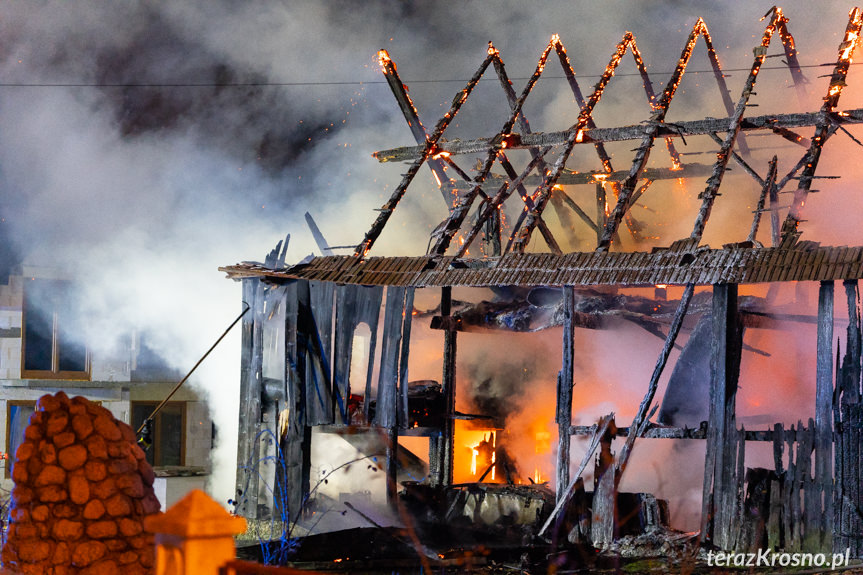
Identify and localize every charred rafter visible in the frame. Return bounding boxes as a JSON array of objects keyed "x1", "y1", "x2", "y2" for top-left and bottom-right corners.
[
  {"x1": 781, "y1": 8, "x2": 863, "y2": 241},
  {"x1": 598, "y1": 18, "x2": 746, "y2": 251},
  {"x1": 429, "y1": 40, "x2": 564, "y2": 257},
  {"x1": 689, "y1": 9, "x2": 788, "y2": 243},
  {"x1": 377, "y1": 50, "x2": 455, "y2": 206},
  {"x1": 373, "y1": 108, "x2": 863, "y2": 163},
  {"x1": 355, "y1": 48, "x2": 498, "y2": 257}
]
